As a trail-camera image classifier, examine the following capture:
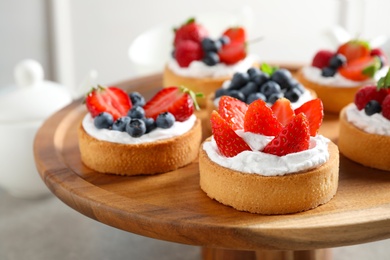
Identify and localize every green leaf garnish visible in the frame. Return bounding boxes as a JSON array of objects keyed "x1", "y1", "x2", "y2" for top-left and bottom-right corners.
[
  {"x1": 377, "y1": 68, "x2": 390, "y2": 90},
  {"x1": 180, "y1": 85, "x2": 203, "y2": 111},
  {"x1": 362, "y1": 56, "x2": 381, "y2": 78},
  {"x1": 260, "y1": 63, "x2": 279, "y2": 76}
]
